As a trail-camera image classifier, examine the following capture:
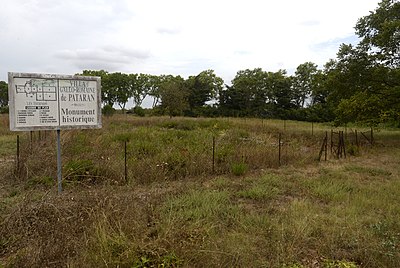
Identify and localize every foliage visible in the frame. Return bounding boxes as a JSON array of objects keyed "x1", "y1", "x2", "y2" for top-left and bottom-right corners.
[
  {"x1": 106, "y1": 72, "x2": 130, "y2": 110},
  {"x1": 0, "y1": 106, "x2": 9, "y2": 114},
  {"x1": 81, "y1": 70, "x2": 112, "y2": 105},
  {"x1": 159, "y1": 76, "x2": 189, "y2": 117},
  {"x1": 102, "y1": 104, "x2": 115, "y2": 116},
  {"x1": 132, "y1": 106, "x2": 146, "y2": 117},
  {"x1": 356, "y1": 0, "x2": 400, "y2": 67},
  {"x1": 292, "y1": 62, "x2": 318, "y2": 108},
  {"x1": 219, "y1": 68, "x2": 295, "y2": 118},
  {"x1": 131, "y1": 73, "x2": 159, "y2": 107},
  {"x1": 324, "y1": 0, "x2": 400, "y2": 125},
  {"x1": 0, "y1": 81, "x2": 7, "y2": 108},
  {"x1": 186, "y1": 69, "x2": 223, "y2": 110}
]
